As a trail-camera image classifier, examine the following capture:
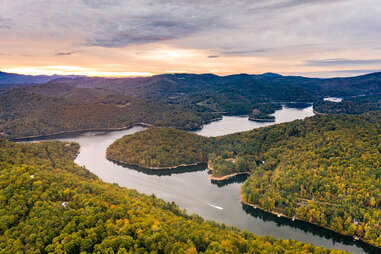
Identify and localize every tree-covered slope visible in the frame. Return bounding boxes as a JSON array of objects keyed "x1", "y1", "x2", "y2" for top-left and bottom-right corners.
[
  {"x1": 105, "y1": 114, "x2": 381, "y2": 247},
  {"x1": 3, "y1": 71, "x2": 381, "y2": 140},
  {"x1": 0, "y1": 90, "x2": 211, "y2": 139},
  {"x1": 242, "y1": 128, "x2": 381, "y2": 244},
  {"x1": 52, "y1": 72, "x2": 381, "y2": 114},
  {"x1": 0, "y1": 139, "x2": 346, "y2": 253},
  {"x1": 215, "y1": 114, "x2": 381, "y2": 247},
  {"x1": 107, "y1": 127, "x2": 212, "y2": 169},
  {"x1": 314, "y1": 94, "x2": 381, "y2": 114},
  {"x1": 0, "y1": 71, "x2": 71, "y2": 88}
]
